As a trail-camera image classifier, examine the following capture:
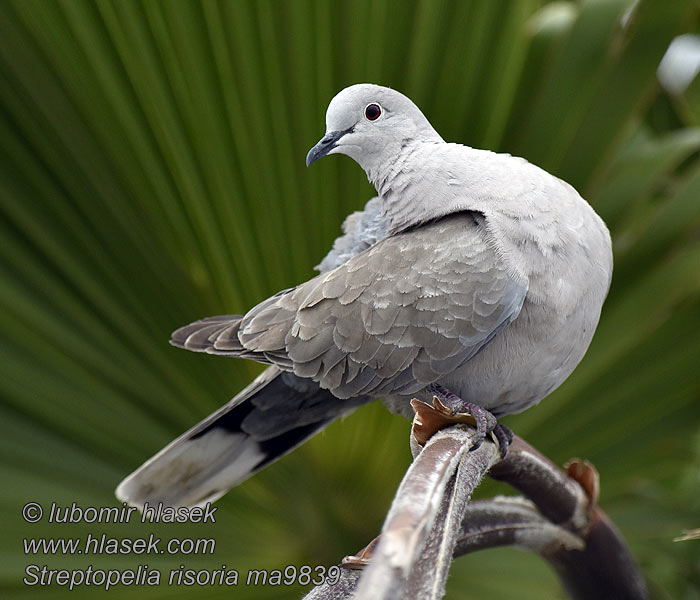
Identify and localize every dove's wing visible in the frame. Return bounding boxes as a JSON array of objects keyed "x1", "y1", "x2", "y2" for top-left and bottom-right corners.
[{"x1": 176, "y1": 212, "x2": 527, "y2": 399}]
